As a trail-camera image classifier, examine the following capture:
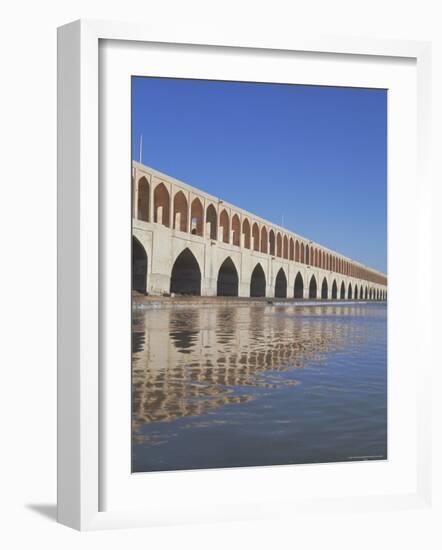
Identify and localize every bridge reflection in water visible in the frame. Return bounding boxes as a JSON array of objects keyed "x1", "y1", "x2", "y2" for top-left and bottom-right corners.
[{"x1": 132, "y1": 303, "x2": 387, "y2": 472}]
